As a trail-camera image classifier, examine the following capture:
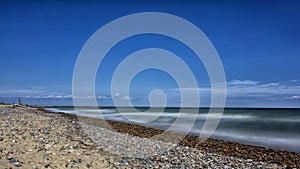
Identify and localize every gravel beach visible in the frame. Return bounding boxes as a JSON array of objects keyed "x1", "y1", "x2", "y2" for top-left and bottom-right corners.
[
  {"x1": 0, "y1": 105, "x2": 111, "y2": 169},
  {"x1": 0, "y1": 106, "x2": 299, "y2": 168}
]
